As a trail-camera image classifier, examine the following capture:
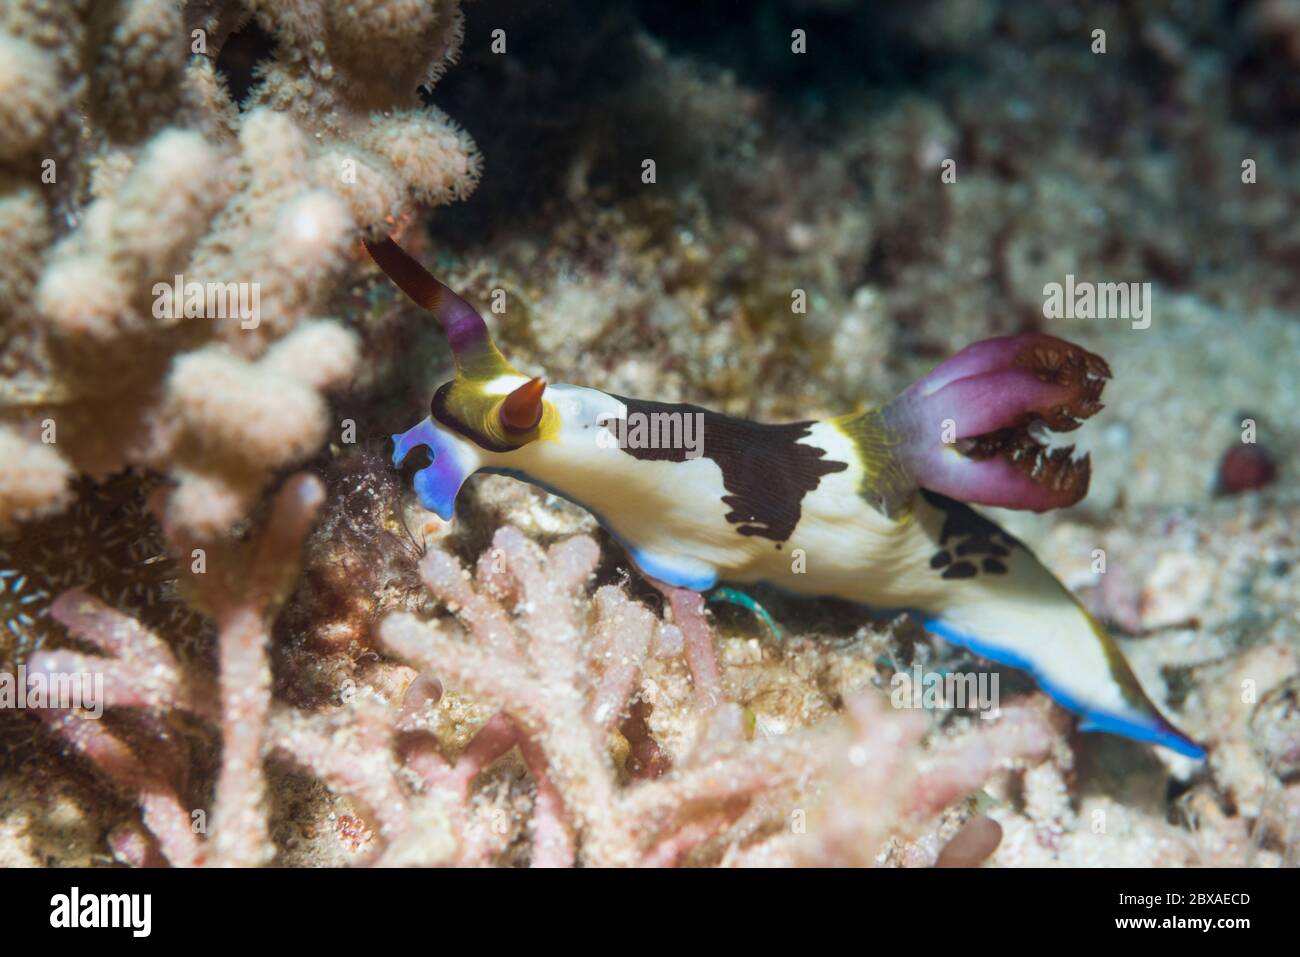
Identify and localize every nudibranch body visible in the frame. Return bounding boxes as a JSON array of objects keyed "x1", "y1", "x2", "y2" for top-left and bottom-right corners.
[{"x1": 371, "y1": 238, "x2": 1204, "y2": 760}]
